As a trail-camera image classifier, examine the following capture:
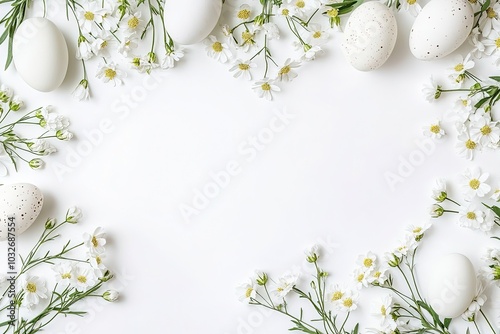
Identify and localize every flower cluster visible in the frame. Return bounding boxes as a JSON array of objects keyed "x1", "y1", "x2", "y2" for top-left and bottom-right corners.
[
  {"x1": 0, "y1": 84, "x2": 72, "y2": 173},
  {"x1": 1, "y1": 207, "x2": 119, "y2": 333},
  {"x1": 237, "y1": 245, "x2": 360, "y2": 334}
]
